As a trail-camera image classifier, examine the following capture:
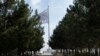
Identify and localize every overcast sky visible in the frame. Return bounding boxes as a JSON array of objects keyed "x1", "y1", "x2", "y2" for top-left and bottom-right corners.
[{"x1": 26, "y1": 0, "x2": 73, "y2": 52}]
